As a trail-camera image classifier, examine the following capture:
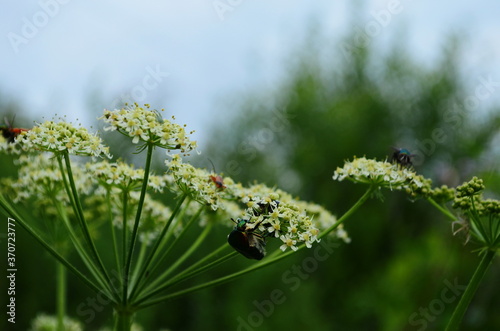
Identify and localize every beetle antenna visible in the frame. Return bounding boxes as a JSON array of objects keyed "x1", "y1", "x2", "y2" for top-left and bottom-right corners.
[{"x1": 208, "y1": 158, "x2": 216, "y2": 174}]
